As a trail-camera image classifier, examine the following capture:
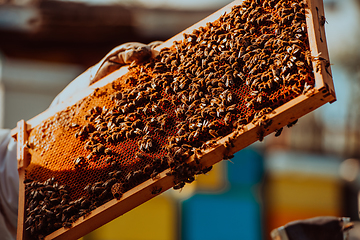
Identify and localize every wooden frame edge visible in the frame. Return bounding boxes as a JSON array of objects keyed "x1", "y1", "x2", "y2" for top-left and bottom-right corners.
[
  {"x1": 16, "y1": 120, "x2": 29, "y2": 240},
  {"x1": 306, "y1": 0, "x2": 336, "y2": 101}
]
